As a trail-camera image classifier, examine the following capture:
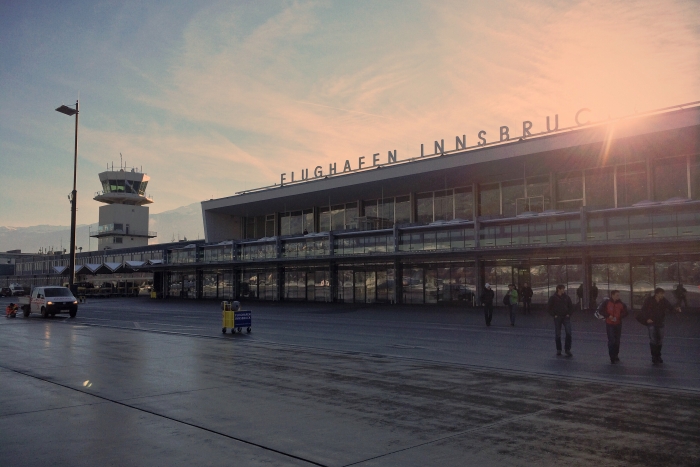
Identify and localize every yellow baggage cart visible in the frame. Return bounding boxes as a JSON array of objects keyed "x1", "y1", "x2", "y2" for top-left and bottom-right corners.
[{"x1": 221, "y1": 301, "x2": 252, "y2": 334}]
